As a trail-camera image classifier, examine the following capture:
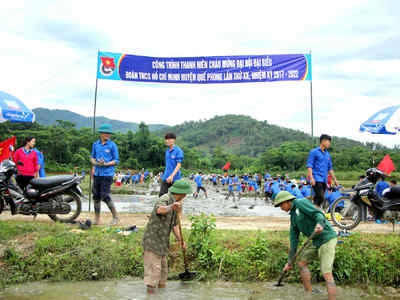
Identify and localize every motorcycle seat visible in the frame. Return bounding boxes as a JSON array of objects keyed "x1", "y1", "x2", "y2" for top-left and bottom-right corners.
[
  {"x1": 381, "y1": 198, "x2": 400, "y2": 210},
  {"x1": 29, "y1": 175, "x2": 76, "y2": 189},
  {"x1": 382, "y1": 185, "x2": 400, "y2": 199}
]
